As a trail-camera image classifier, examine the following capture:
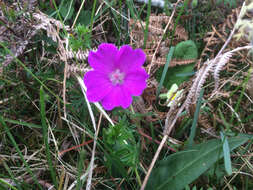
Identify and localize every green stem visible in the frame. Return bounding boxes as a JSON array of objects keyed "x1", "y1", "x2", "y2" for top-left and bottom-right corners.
[
  {"x1": 90, "y1": 0, "x2": 97, "y2": 31},
  {"x1": 40, "y1": 86, "x2": 58, "y2": 188},
  {"x1": 143, "y1": 0, "x2": 151, "y2": 48},
  {"x1": 0, "y1": 116, "x2": 43, "y2": 190}
]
